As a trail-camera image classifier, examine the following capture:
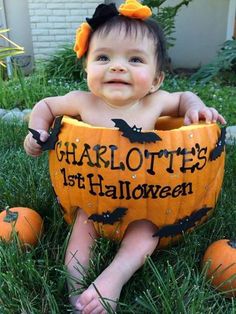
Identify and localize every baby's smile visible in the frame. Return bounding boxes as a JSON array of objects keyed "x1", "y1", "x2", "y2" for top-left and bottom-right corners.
[{"x1": 105, "y1": 79, "x2": 131, "y2": 85}]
